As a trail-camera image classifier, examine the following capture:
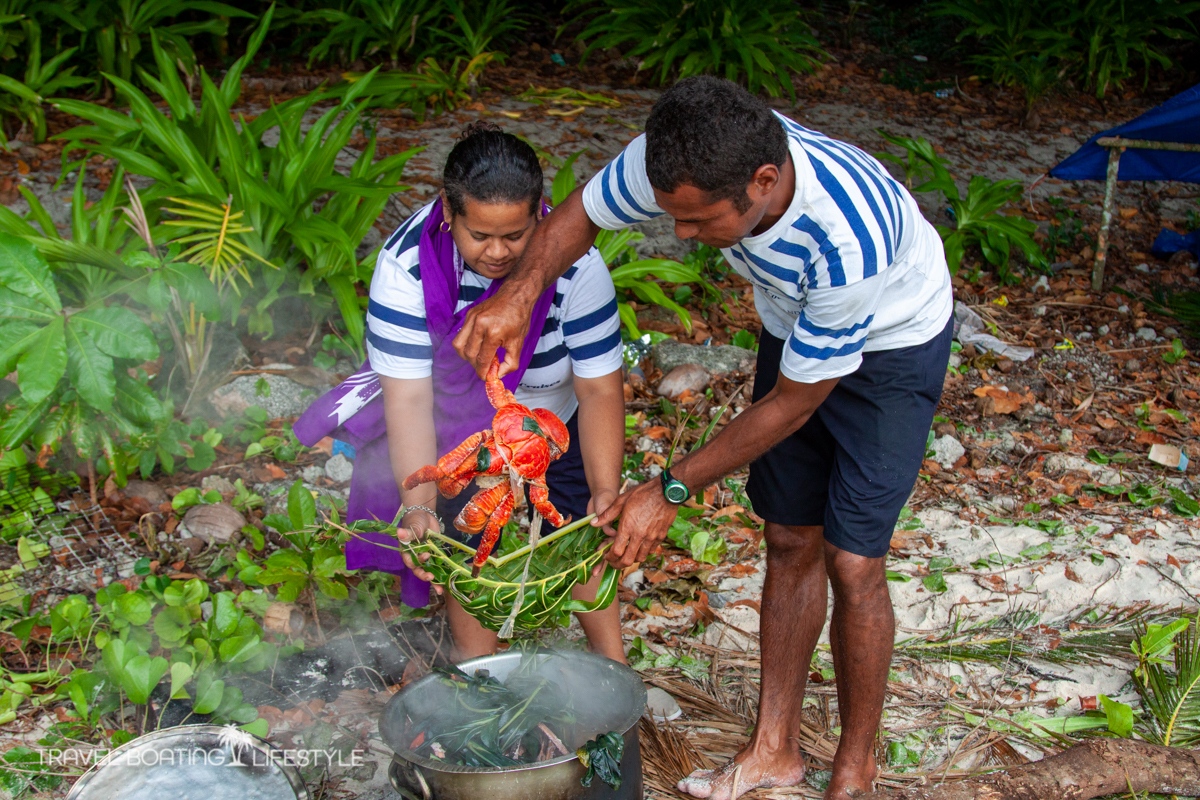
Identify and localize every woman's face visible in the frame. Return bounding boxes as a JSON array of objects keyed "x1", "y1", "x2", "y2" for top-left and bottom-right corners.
[{"x1": 445, "y1": 195, "x2": 538, "y2": 280}]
